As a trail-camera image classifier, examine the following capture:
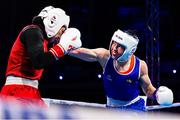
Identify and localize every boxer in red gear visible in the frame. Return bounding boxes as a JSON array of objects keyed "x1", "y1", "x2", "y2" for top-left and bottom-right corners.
[{"x1": 0, "y1": 6, "x2": 82, "y2": 108}]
